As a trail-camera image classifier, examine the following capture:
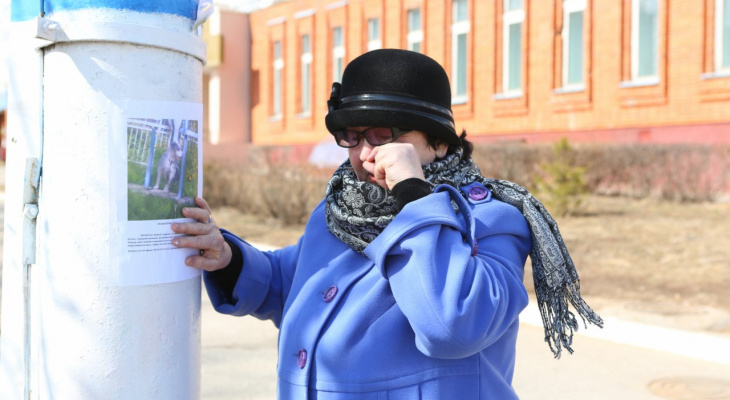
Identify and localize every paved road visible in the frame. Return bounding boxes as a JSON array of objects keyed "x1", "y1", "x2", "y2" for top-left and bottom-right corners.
[{"x1": 2, "y1": 162, "x2": 730, "y2": 399}]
